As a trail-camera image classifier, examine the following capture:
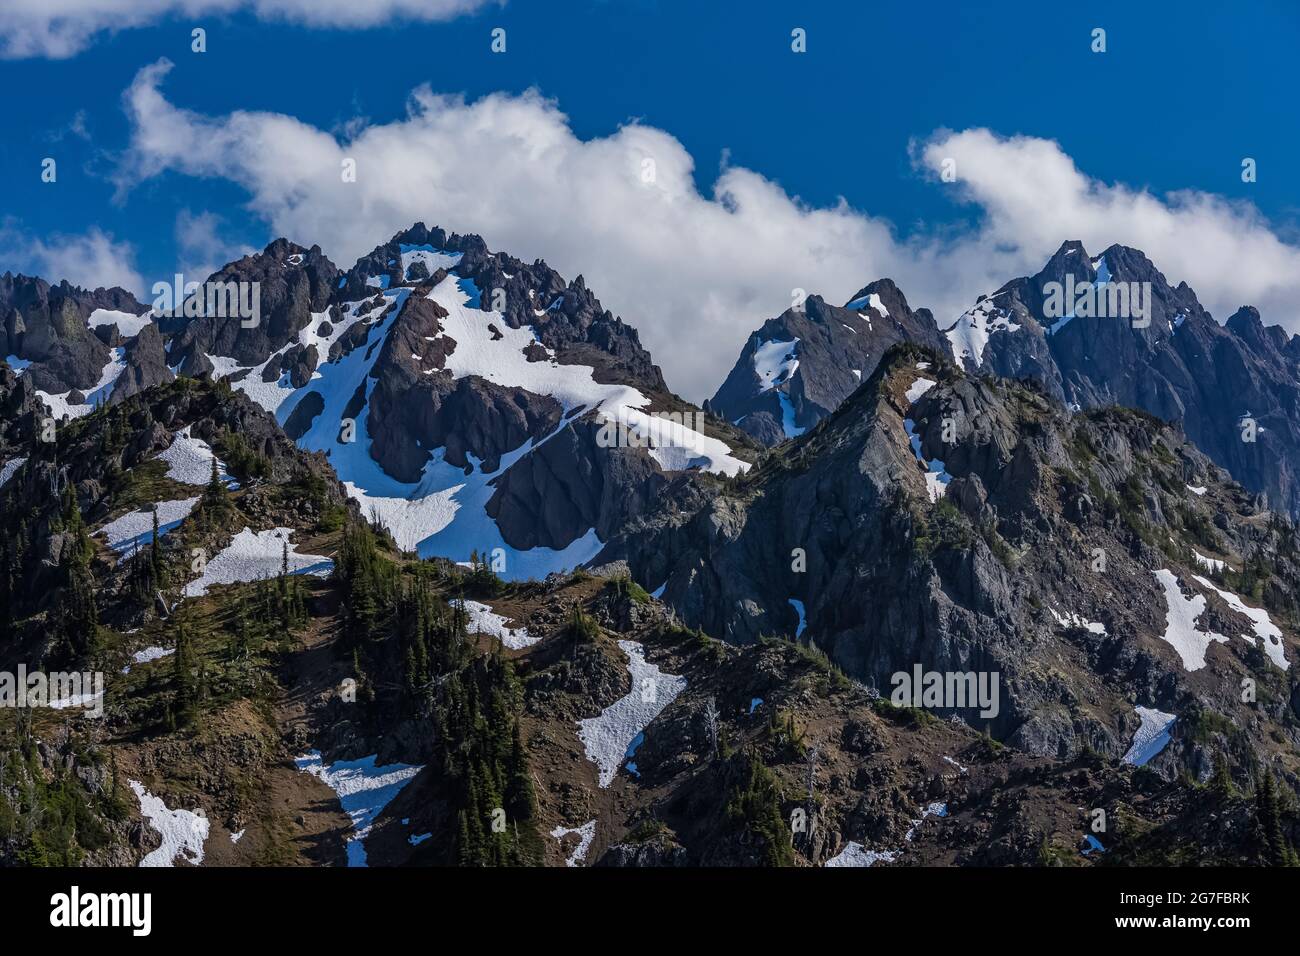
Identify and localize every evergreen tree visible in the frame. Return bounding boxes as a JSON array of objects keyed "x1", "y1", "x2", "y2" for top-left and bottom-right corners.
[
  {"x1": 200, "y1": 454, "x2": 232, "y2": 525},
  {"x1": 1210, "y1": 752, "x2": 1235, "y2": 799},
  {"x1": 171, "y1": 611, "x2": 197, "y2": 728},
  {"x1": 1256, "y1": 771, "x2": 1298, "y2": 866}
]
